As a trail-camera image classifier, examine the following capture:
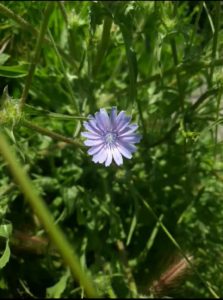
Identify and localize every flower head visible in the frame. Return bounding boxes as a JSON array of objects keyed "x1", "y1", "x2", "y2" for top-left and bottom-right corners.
[{"x1": 81, "y1": 107, "x2": 141, "y2": 167}]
